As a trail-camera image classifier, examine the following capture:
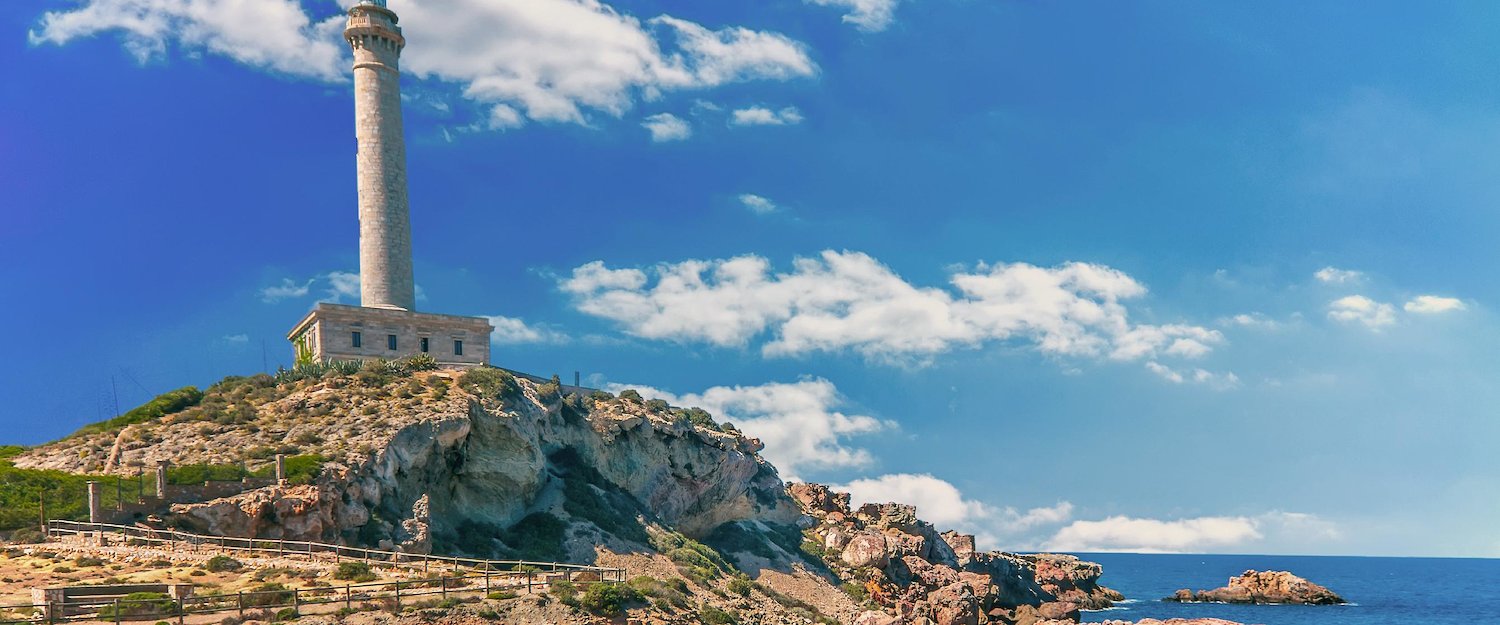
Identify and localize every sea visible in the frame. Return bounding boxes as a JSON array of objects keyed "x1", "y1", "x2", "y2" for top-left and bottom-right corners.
[{"x1": 1074, "y1": 553, "x2": 1499, "y2": 625}]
